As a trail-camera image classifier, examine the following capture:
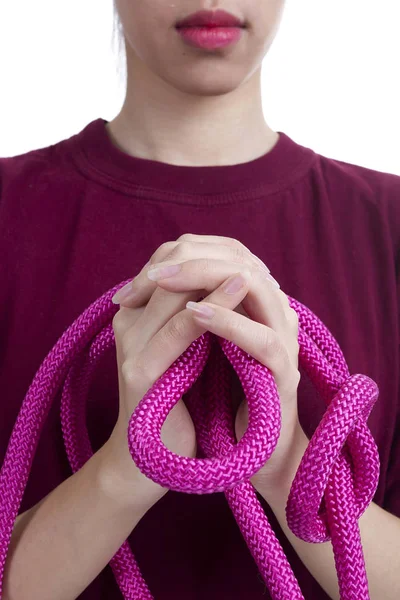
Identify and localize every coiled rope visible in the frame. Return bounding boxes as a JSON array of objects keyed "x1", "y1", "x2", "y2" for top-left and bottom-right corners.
[{"x1": 0, "y1": 279, "x2": 380, "y2": 599}]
